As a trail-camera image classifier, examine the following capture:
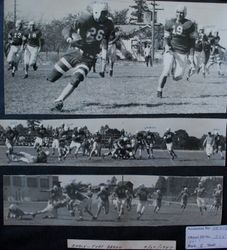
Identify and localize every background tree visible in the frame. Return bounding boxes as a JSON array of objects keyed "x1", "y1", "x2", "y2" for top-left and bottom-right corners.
[
  {"x1": 110, "y1": 9, "x2": 129, "y2": 25},
  {"x1": 129, "y1": 0, "x2": 147, "y2": 23}
]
